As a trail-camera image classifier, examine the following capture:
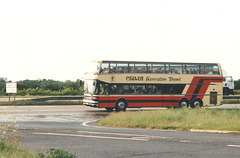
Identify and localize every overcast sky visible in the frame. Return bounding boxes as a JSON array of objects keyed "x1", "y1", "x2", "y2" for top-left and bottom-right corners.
[{"x1": 0, "y1": 0, "x2": 240, "y2": 81}]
